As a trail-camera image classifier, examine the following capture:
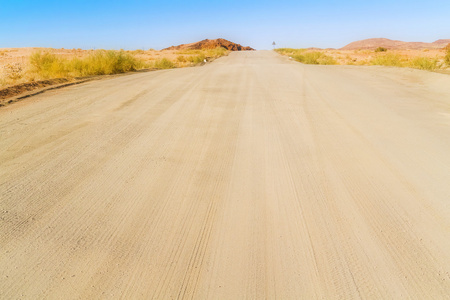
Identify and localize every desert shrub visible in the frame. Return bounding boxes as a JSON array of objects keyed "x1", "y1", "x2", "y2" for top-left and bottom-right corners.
[
  {"x1": 153, "y1": 58, "x2": 175, "y2": 69},
  {"x1": 30, "y1": 51, "x2": 68, "y2": 78},
  {"x1": 201, "y1": 47, "x2": 226, "y2": 58},
  {"x1": 370, "y1": 53, "x2": 404, "y2": 67},
  {"x1": 130, "y1": 49, "x2": 146, "y2": 55},
  {"x1": 375, "y1": 47, "x2": 387, "y2": 52},
  {"x1": 275, "y1": 48, "x2": 307, "y2": 56},
  {"x1": 76, "y1": 50, "x2": 144, "y2": 75},
  {"x1": 317, "y1": 54, "x2": 337, "y2": 65},
  {"x1": 187, "y1": 54, "x2": 206, "y2": 64},
  {"x1": 177, "y1": 49, "x2": 198, "y2": 55},
  {"x1": 275, "y1": 49, "x2": 336, "y2": 65},
  {"x1": 174, "y1": 48, "x2": 228, "y2": 66},
  {"x1": 292, "y1": 51, "x2": 337, "y2": 65},
  {"x1": 445, "y1": 49, "x2": 450, "y2": 66},
  {"x1": 297, "y1": 52, "x2": 321, "y2": 64},
  {"x1": 29, "y1": 50, "x2": 146, "y2": 79},
  {"x1": 177, "y1": 55, "x2": 187, "y2": 62},
  {"x1": 409, "y1": 57, "x2": 440, "y2": 71}
]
